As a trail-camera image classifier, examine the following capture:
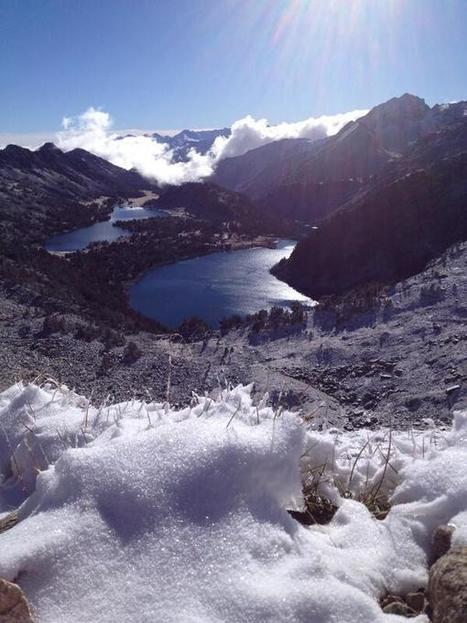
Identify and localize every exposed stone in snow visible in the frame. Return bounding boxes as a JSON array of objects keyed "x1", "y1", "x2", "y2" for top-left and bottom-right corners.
[
  {"x1": 428, "y1": 547, "x2": 467, "y2": 623},
  {"x1": 0, "y1": 579, "x2": 35, "y2": 622}
]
